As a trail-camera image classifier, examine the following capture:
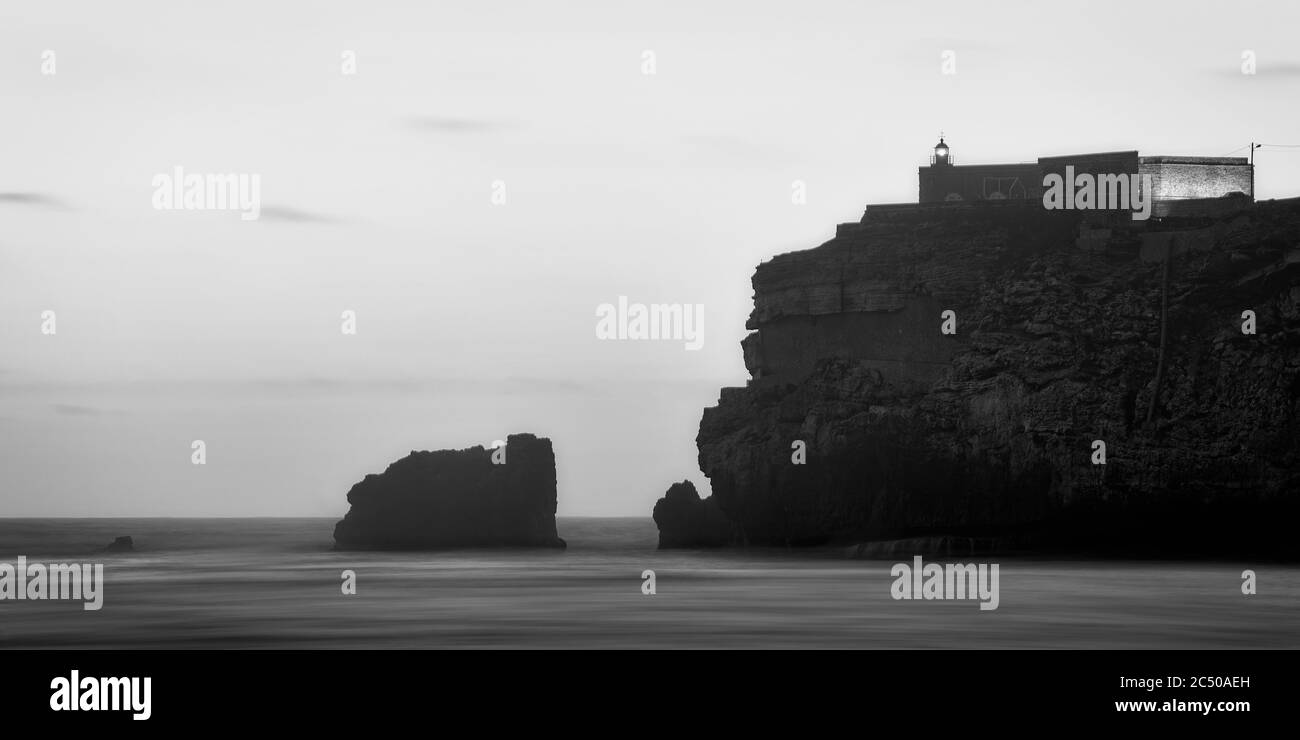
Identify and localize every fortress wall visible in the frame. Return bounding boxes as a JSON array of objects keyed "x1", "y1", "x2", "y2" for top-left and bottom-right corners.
[
  {"x1": 1039, "y1": 151, "x2": 1141, "y2": 182},
  {"x1": 1140, "y1": 162, "x2": 1252, "y2": 199},
  {"x1": 919, "y1": 163, "x2": 1041, "y2": 203}
]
